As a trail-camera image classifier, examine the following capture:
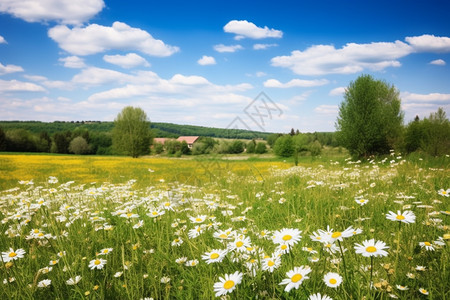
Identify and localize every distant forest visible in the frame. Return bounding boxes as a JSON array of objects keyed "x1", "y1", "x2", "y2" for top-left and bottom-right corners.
[
  {"x1": 0, "y1": 121, "x2": 273, "y2": 139},
  {"x1": 0, "y1": 120, "x2": 338, "y2": 156}
]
